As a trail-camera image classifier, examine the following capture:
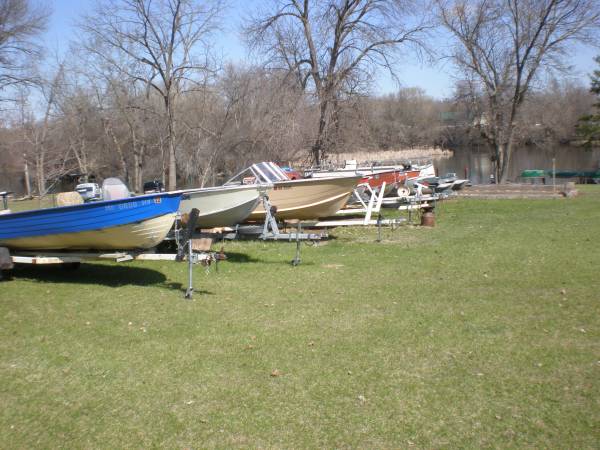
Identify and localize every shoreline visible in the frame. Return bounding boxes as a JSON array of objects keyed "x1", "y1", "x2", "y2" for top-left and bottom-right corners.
[{"x1": 300, "y1": 147, "x2": 454, "y2": 166}]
